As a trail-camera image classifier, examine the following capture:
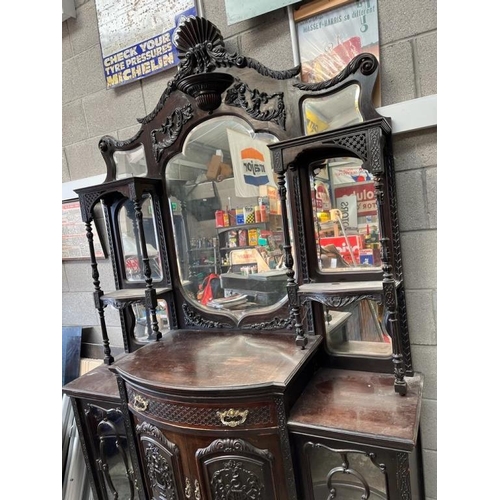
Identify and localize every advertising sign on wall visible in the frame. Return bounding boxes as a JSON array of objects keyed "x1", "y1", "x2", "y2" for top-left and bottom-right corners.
[
  {"x1": 295, "y1": 0, "x2": 379, "y2": 84},
  {"x1": 95, "y1": 0, "x2": 198, "y2": 89},
  {"x1": 224, "y1": 0, "x2": 300, "y2": 25},
  {"x1": 62, "y1": 201, "x2": 106, "y2": 261}
]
